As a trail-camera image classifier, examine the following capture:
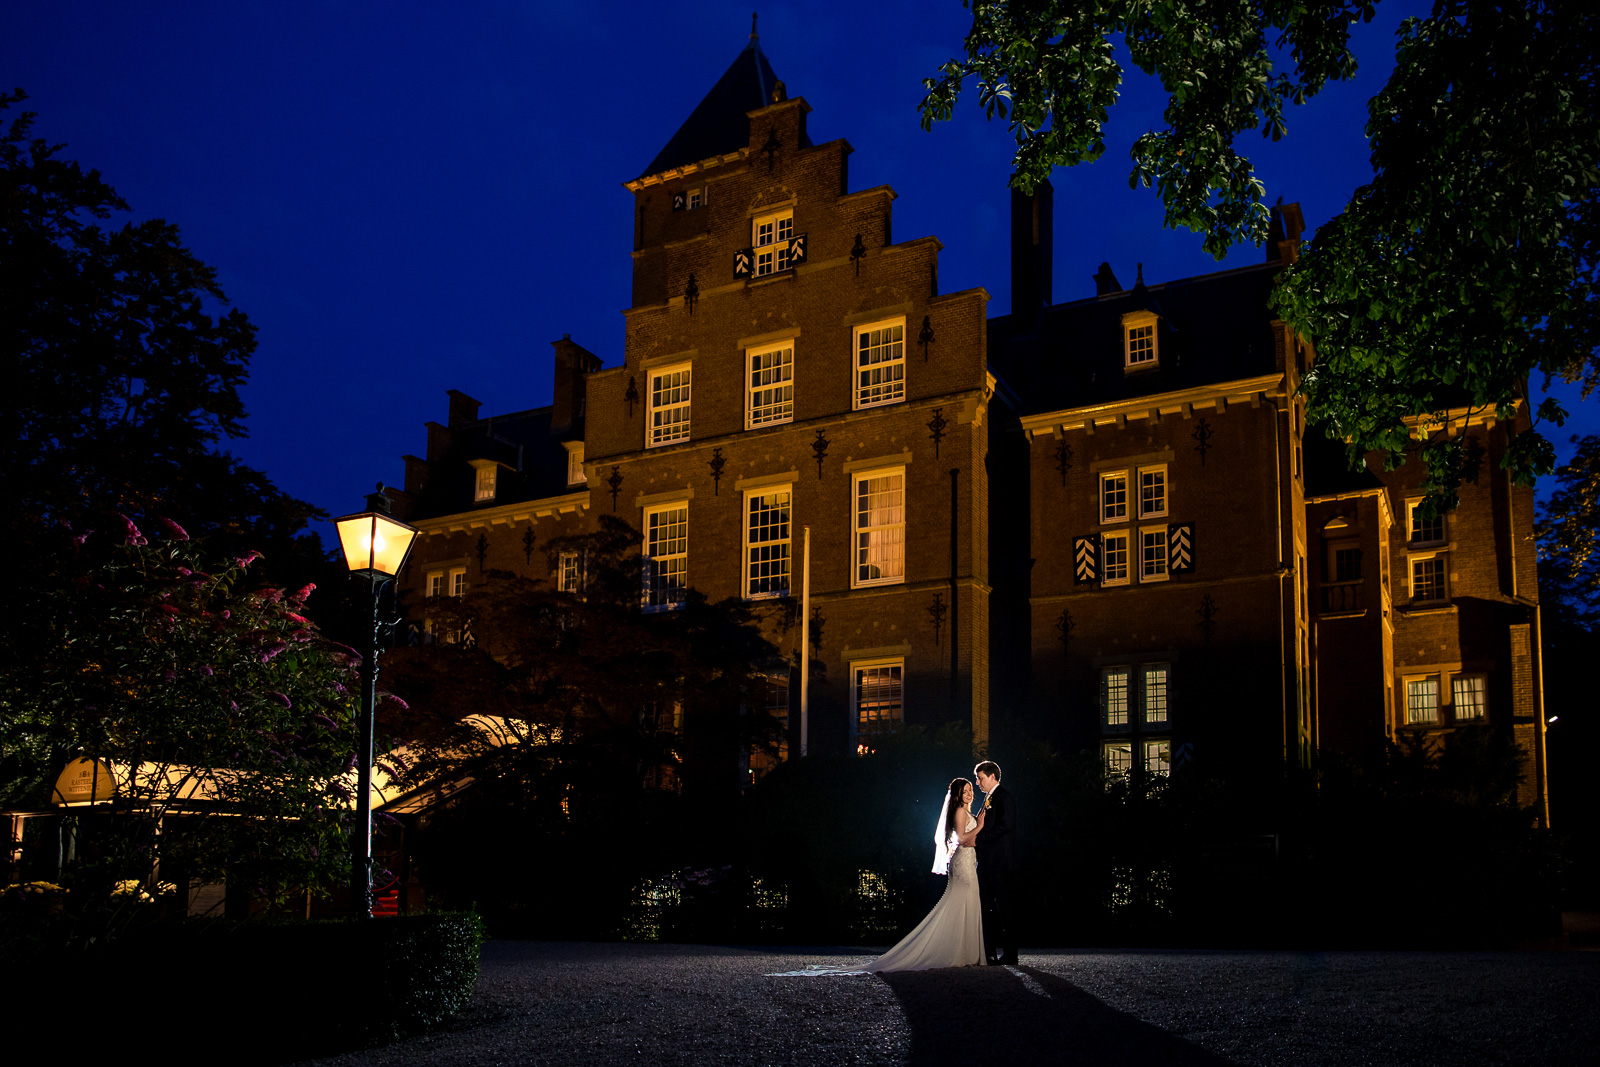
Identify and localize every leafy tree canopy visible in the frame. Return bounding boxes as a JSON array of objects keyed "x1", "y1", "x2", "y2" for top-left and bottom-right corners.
[
  {"x1": 0, "y1": 517, "x2": 360, "y2": 942},
  {"x1": 1538, "y1": 434, "x2": 1600, "y2": 618},
  {"x1": 920, "y1": 1, "x2": 1598, "y2": 509},
  {"x1": 0, "y1": 89, "x2": 326, "y2": 576}
]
